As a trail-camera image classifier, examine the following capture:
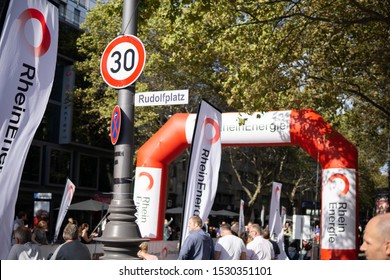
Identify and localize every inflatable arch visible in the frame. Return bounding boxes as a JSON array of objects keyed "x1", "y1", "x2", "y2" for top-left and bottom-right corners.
[{"x1": 134, "y1": 109, "x2": 358, "y2": 260}]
